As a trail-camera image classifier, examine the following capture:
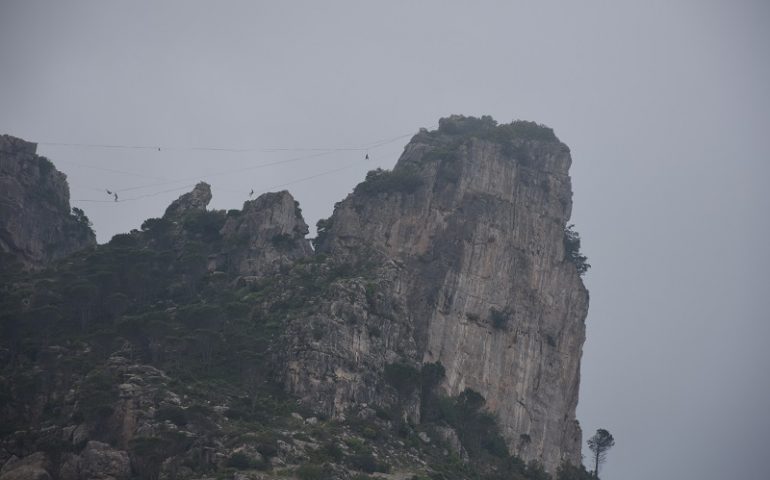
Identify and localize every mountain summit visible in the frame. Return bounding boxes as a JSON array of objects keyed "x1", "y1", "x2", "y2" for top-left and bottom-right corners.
[{"x1": 0, "y1": 117, "x2": 591, "y2": 480}]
